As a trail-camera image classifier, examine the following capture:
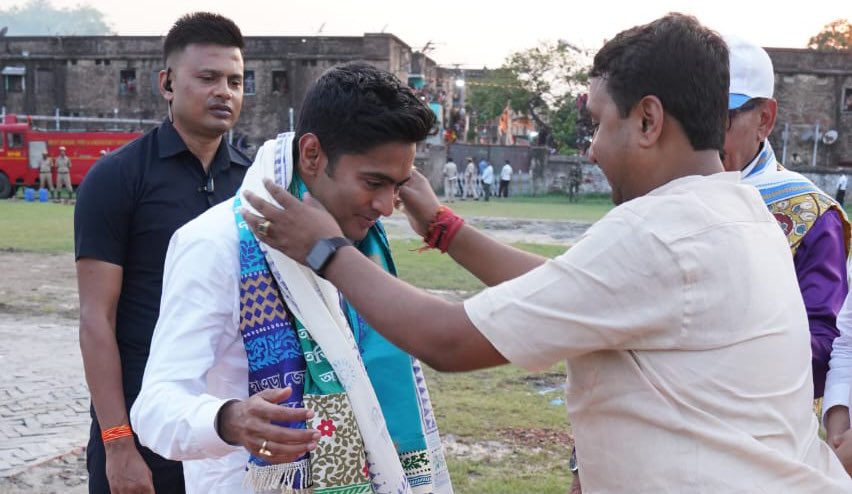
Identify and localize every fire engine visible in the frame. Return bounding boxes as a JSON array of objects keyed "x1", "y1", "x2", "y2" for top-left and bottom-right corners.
[{"x1": 0, "y1": 114, "x2": 159, "y2": 198}]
